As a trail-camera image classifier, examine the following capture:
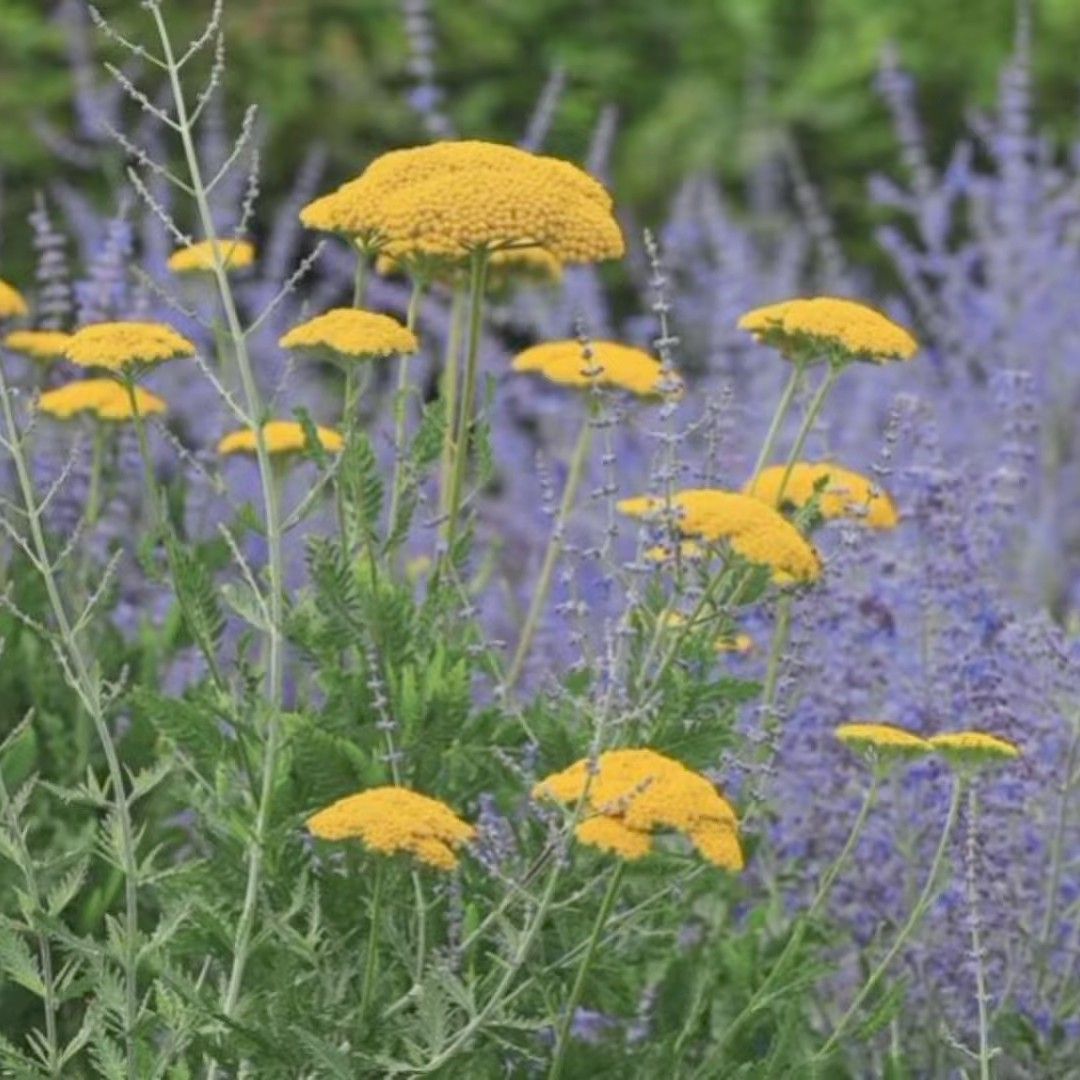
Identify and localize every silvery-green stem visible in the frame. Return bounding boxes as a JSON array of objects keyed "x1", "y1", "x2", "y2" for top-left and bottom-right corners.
[
  {"x1": 388, "y1": 278, "x2": 426, "y2": 537},
  {"x1": 438, "y1": 287, "x2": 466, "y2": 519},
  {"x1": 359, "y1": 860, "x2": 386, "y2": 1024},
  {"x1": 748, "y1": 359, "x2": 806, "y2": 486},
  {"x1": 966, "y1": 784, "x2": 993, "y2": 1080}
]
